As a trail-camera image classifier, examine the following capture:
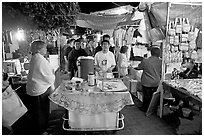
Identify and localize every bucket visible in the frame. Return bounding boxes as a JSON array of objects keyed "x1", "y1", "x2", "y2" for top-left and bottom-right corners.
[
  {"x1": 77, "y1": 56, "x2": 94, "y2": 80},
  {"x1": 182, "y1": 108, "x2": 191, "y2": 118}
]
